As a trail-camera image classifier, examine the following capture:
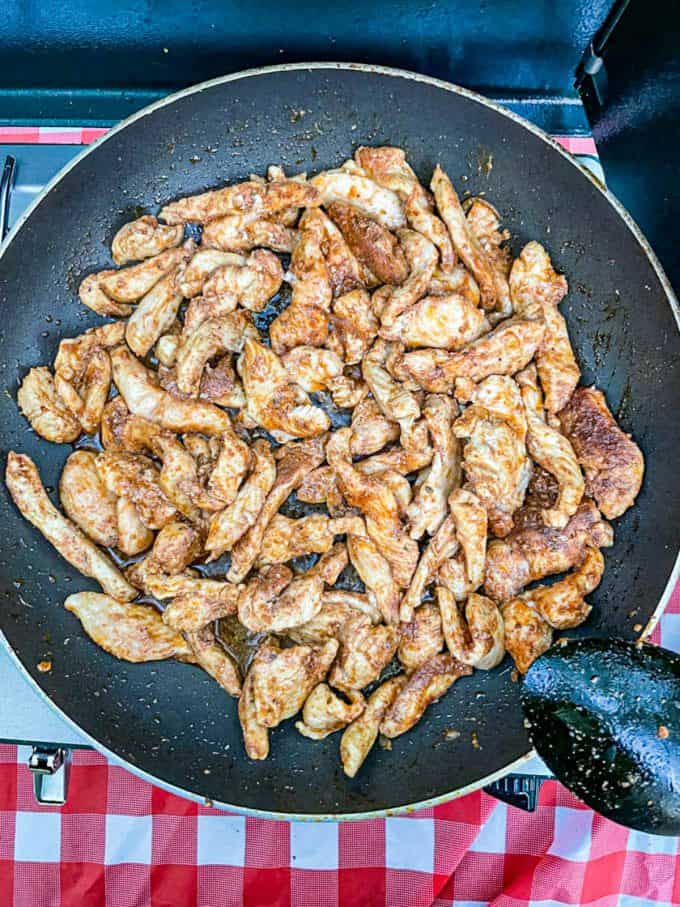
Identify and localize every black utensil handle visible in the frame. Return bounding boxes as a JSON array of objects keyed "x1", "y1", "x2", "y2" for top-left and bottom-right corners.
[
  {"x1": 1, "y1": 155, "x2": 16, "y2": 240},
  {"x1": 484, "y1": 774, "x2": 544, "y2": 812}
]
